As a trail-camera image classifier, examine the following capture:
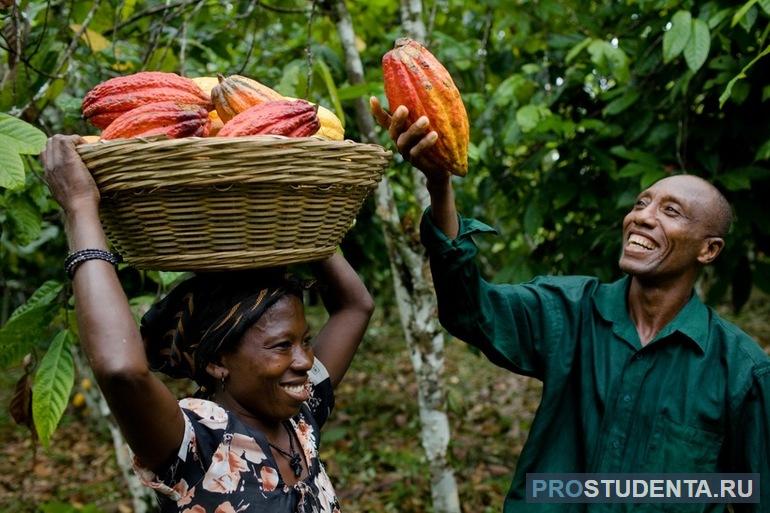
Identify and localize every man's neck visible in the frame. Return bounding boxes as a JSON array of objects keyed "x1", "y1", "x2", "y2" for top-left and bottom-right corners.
[{"x1": 627, "y1": 275, "x2": 696, "y2": 346}]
